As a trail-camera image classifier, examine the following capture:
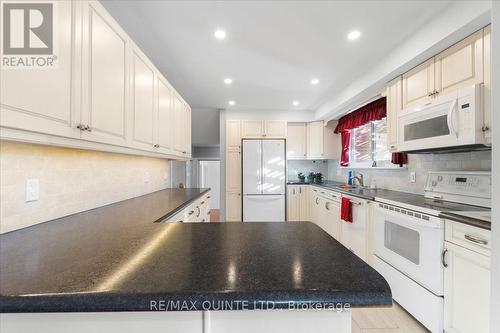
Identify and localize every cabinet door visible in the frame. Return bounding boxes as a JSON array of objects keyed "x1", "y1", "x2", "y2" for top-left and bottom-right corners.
[
  {"x1": 226, "y1": 120, "x2": 241, "y2": 150},
  {"x1": 435, "y1": 30, "x2": 483, "y2": 96},
  {"x1": 483, "y1": 25, "x2": 491, "y2": 143},
  {"x1": 444, "y1": 242, "x2": 490, "y2": 333},
  {"x1": 0, "y1": 0, "x2": 78, "y2": 138},
  {"x1": 386, "y1": 77, "x2": 402, "y2": 152},
  {"x1": 324, "y1": 200, "x2": 341, "y2": 240},
  {"x1": 184, "y1": 104, "x2": 192, "y2": 156},
  {"x1": 307, "y1": 121, "x2": 324, "y2": 158},
  {"x1": 298, "y1": 186, "x2": 310, "y2": 221},
  {"x1": 226, "y1": 191, "x2": 242, "y2": 222},
  {"x1": 157, "y1": 77, "x2": 173, "y2": 152},
  {"x1": 286, "y1": 123, "x2": 307, "y2": 159},
  {"x1": 241, "y1": 120, "x2": 263, "y2": 138},
  {"x1": 131, "y1": 47, "x2": 155, "y2": 149},
  {"x1": 402, "y1": 58, "x2": 435, "y2": 109},
  {"x1": 81, "y1": 0, "x2": 128, "y2": 146},
  {"x1": 172, "y1": 93, "x2": 186, "y2": 155},
  {"x1": 264, "y1": 120, "x2": 287, "y2": 138},
  {"x1": 310, "y1": 193, "x2": 321, "y2": 225},
  {"x1": 226, "y1": 150, "x2": 241, "y2": 191},
  {"x1": 287, "y1": 186, "x2": 299, "y2": 221}
]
